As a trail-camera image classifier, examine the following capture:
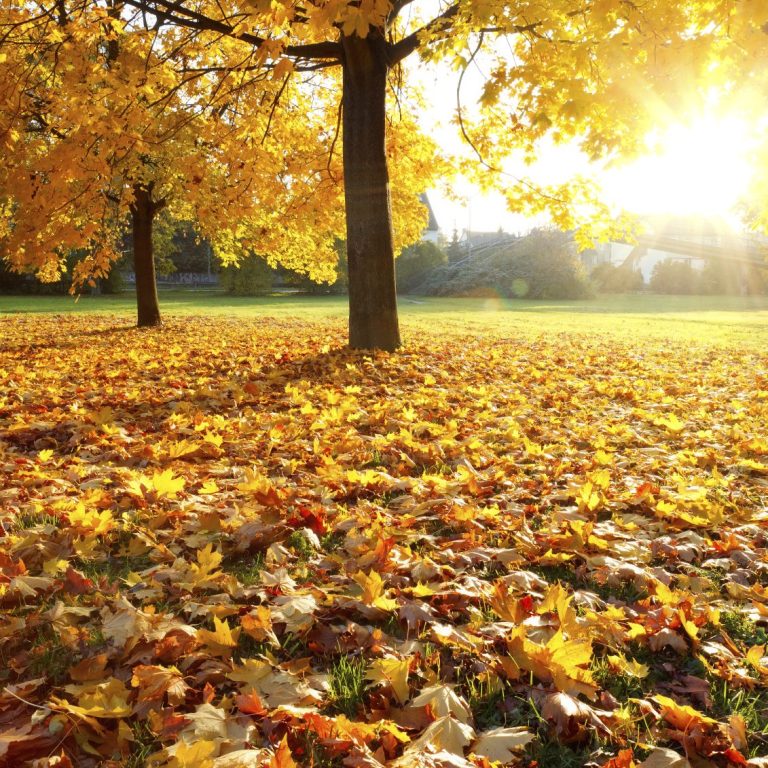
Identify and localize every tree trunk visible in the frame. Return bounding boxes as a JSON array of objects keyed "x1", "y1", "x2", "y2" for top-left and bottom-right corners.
[
  {"x1": 341, "y1": 33, "x2": 401, "y2": 351},
  {"x1": 130, "y1": 184, "x2": 162, "y2": 328}
]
